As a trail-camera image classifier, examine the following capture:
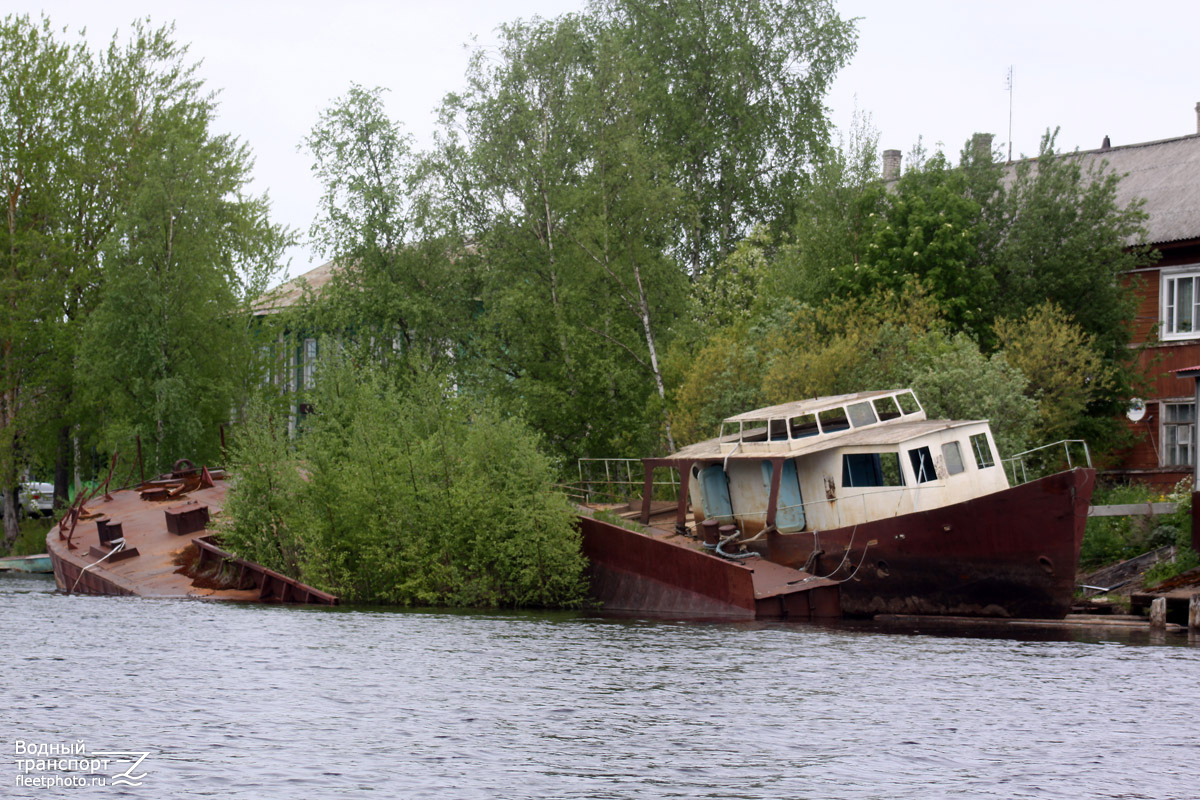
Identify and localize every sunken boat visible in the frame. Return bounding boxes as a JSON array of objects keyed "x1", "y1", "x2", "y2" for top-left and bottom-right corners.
[
  {"x1": 579, "y1": 389, "x2": 1095, "y2": 620},
  {"x1": 45, "y1": 461, "x2": 336, "y2": 605}
]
